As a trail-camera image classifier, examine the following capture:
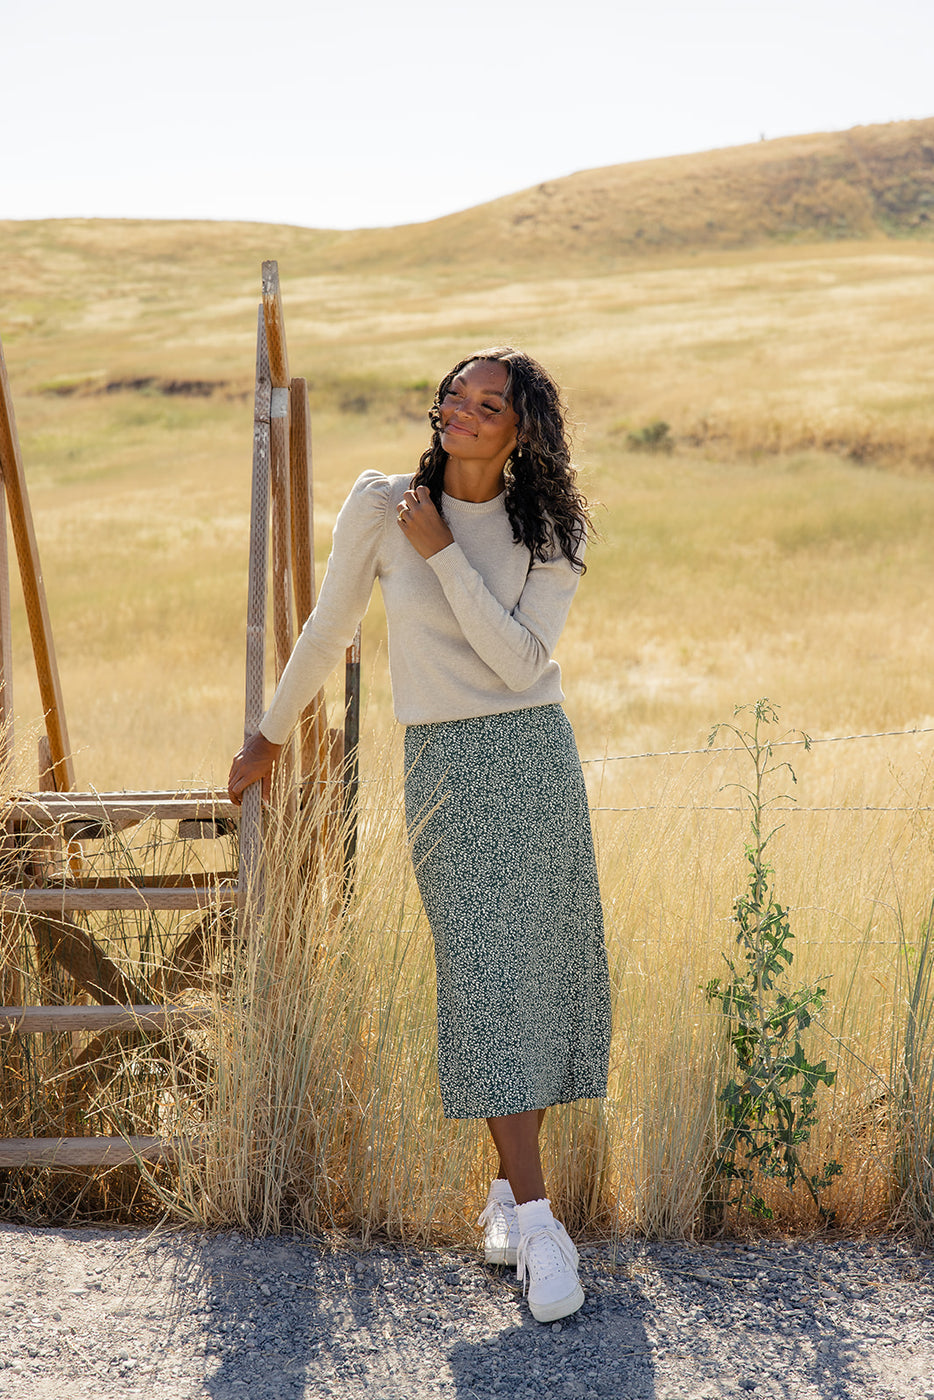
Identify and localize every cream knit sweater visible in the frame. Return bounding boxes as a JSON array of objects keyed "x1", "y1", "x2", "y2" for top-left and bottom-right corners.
[{"x1": 259, "y1": 470, "x2": 582, "y2": 742}]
